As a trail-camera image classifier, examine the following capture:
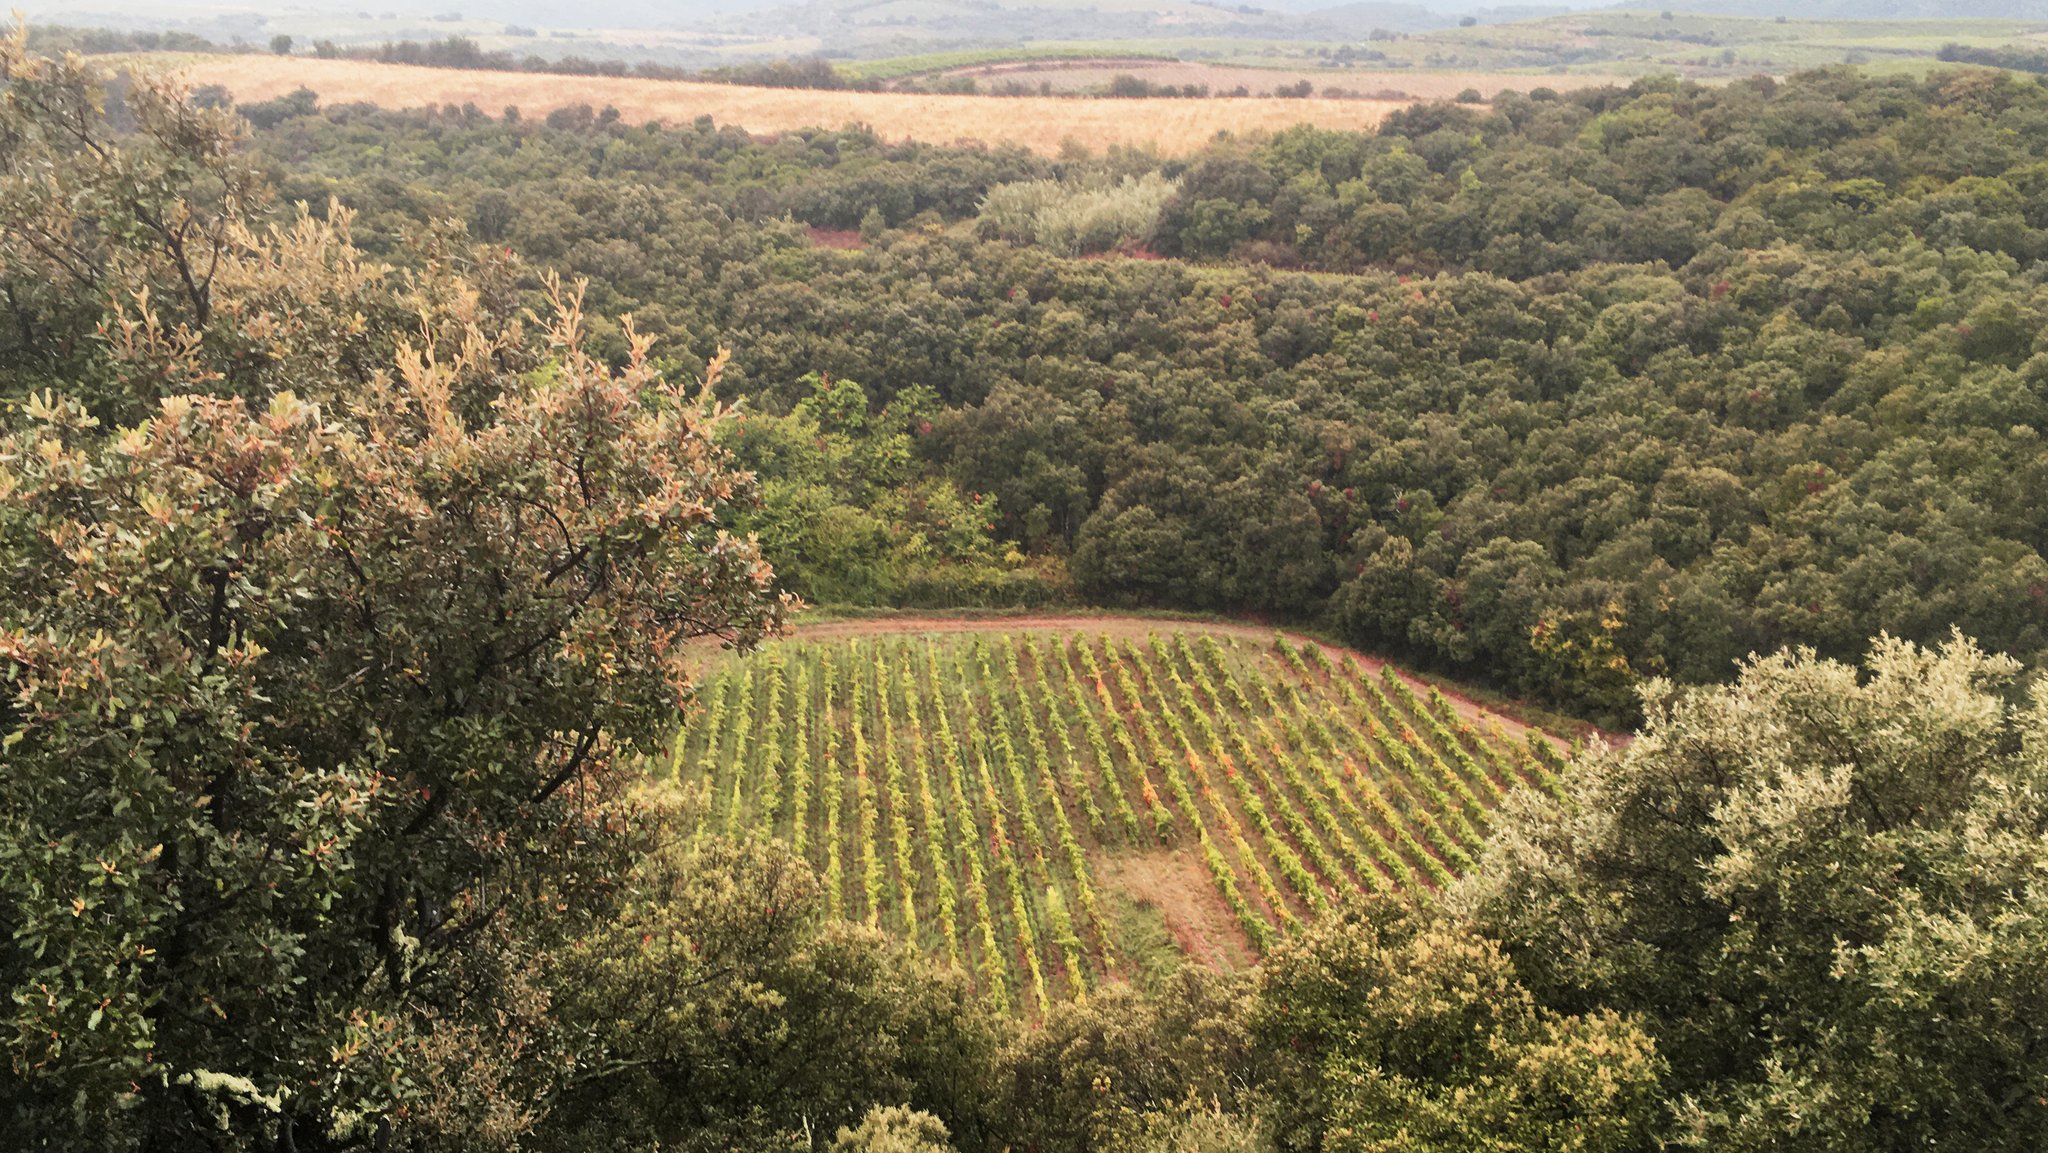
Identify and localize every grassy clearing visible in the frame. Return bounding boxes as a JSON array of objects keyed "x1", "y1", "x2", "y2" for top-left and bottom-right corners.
[{"x1": 929, "y1": 59, "x2": 1636, "y2": 99}]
